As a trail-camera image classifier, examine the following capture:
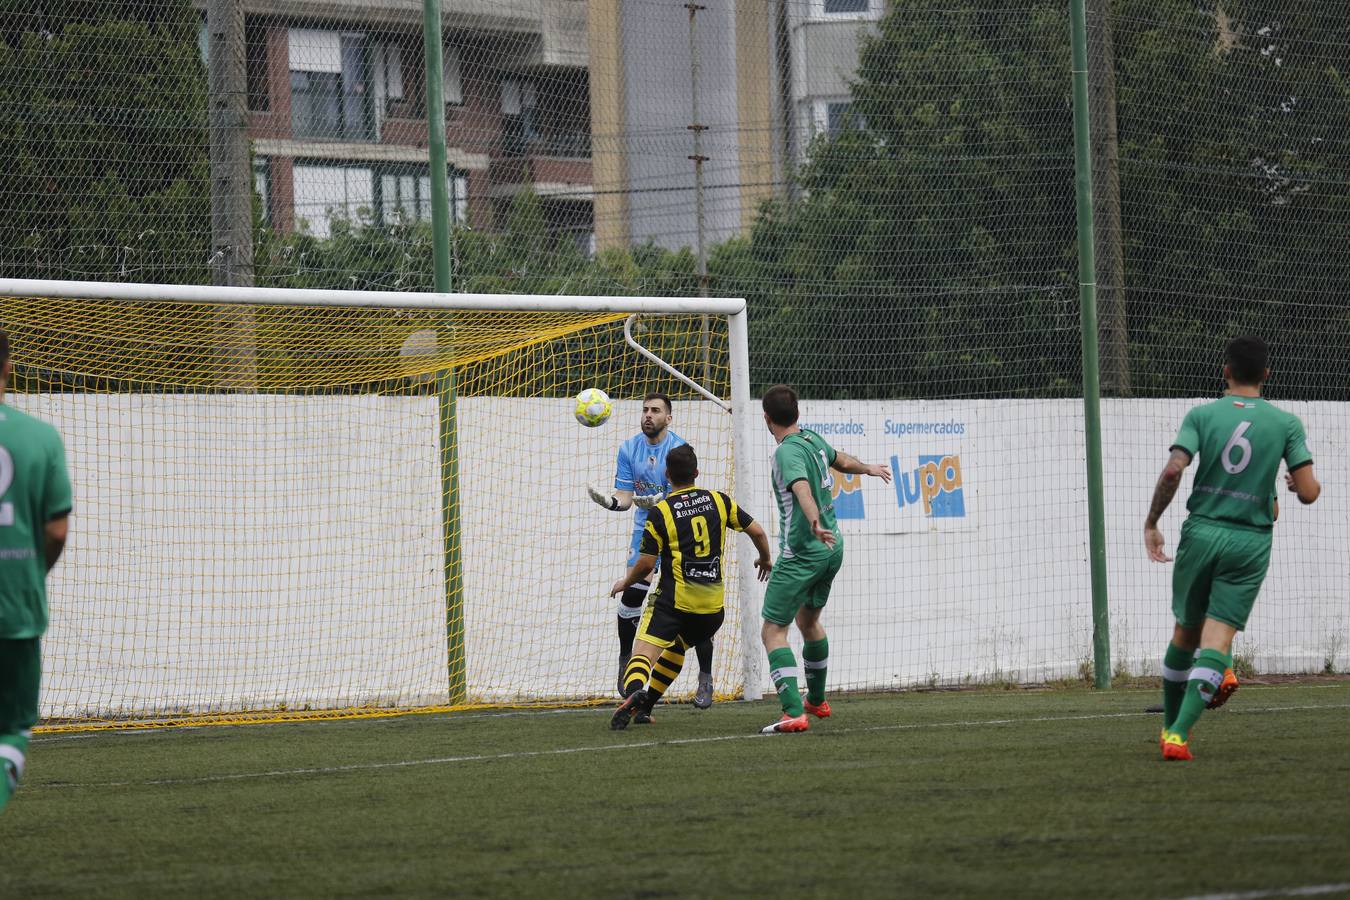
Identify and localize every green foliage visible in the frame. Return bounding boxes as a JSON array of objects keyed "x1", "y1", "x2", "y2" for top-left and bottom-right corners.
[
  {"x1": 0, "y1": 2, "x2": 210, "y2": 284},
  {"x1": 1113, "y1": 1, "x2": 1350, "y2": 399},
  {"x1": 714, "y1": 0, "x2": 1350, "y2": 399},
  {"x1": 712, "y1": 3, "x2": 1080, "y2": 398}
]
